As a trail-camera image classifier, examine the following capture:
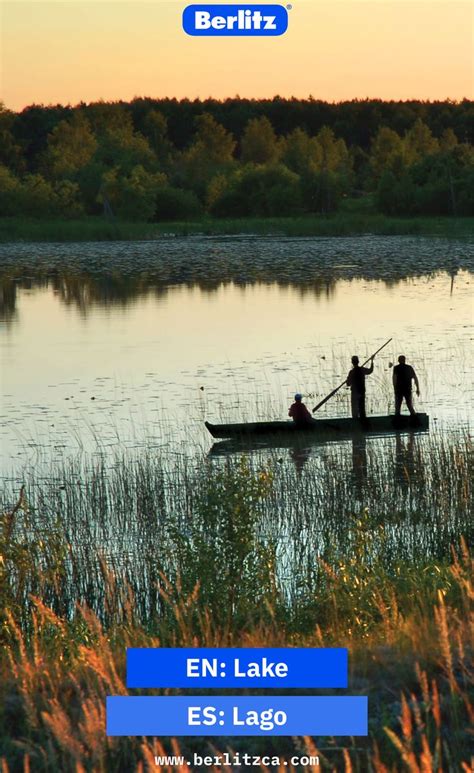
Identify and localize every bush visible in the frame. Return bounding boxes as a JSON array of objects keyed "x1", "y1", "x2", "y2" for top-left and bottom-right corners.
[
  {"x1": 0, "y1": 165, "x2": 21, "y2": 216},
  {"x1": 17, "y1": 175, "x2": 60, "y2": 217},
  {"x1": 211, "y1": 164, "x2": 303, "y2": 217},
  {"x1": 154, "y1": 186, "x2": 202, "y2": 220},
  {"x1": 98, "y1": 166, "x2": 167, "y2": 221},
  {"x1": 54, "y1": 180, "x2": 84, "y2": 218}
]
